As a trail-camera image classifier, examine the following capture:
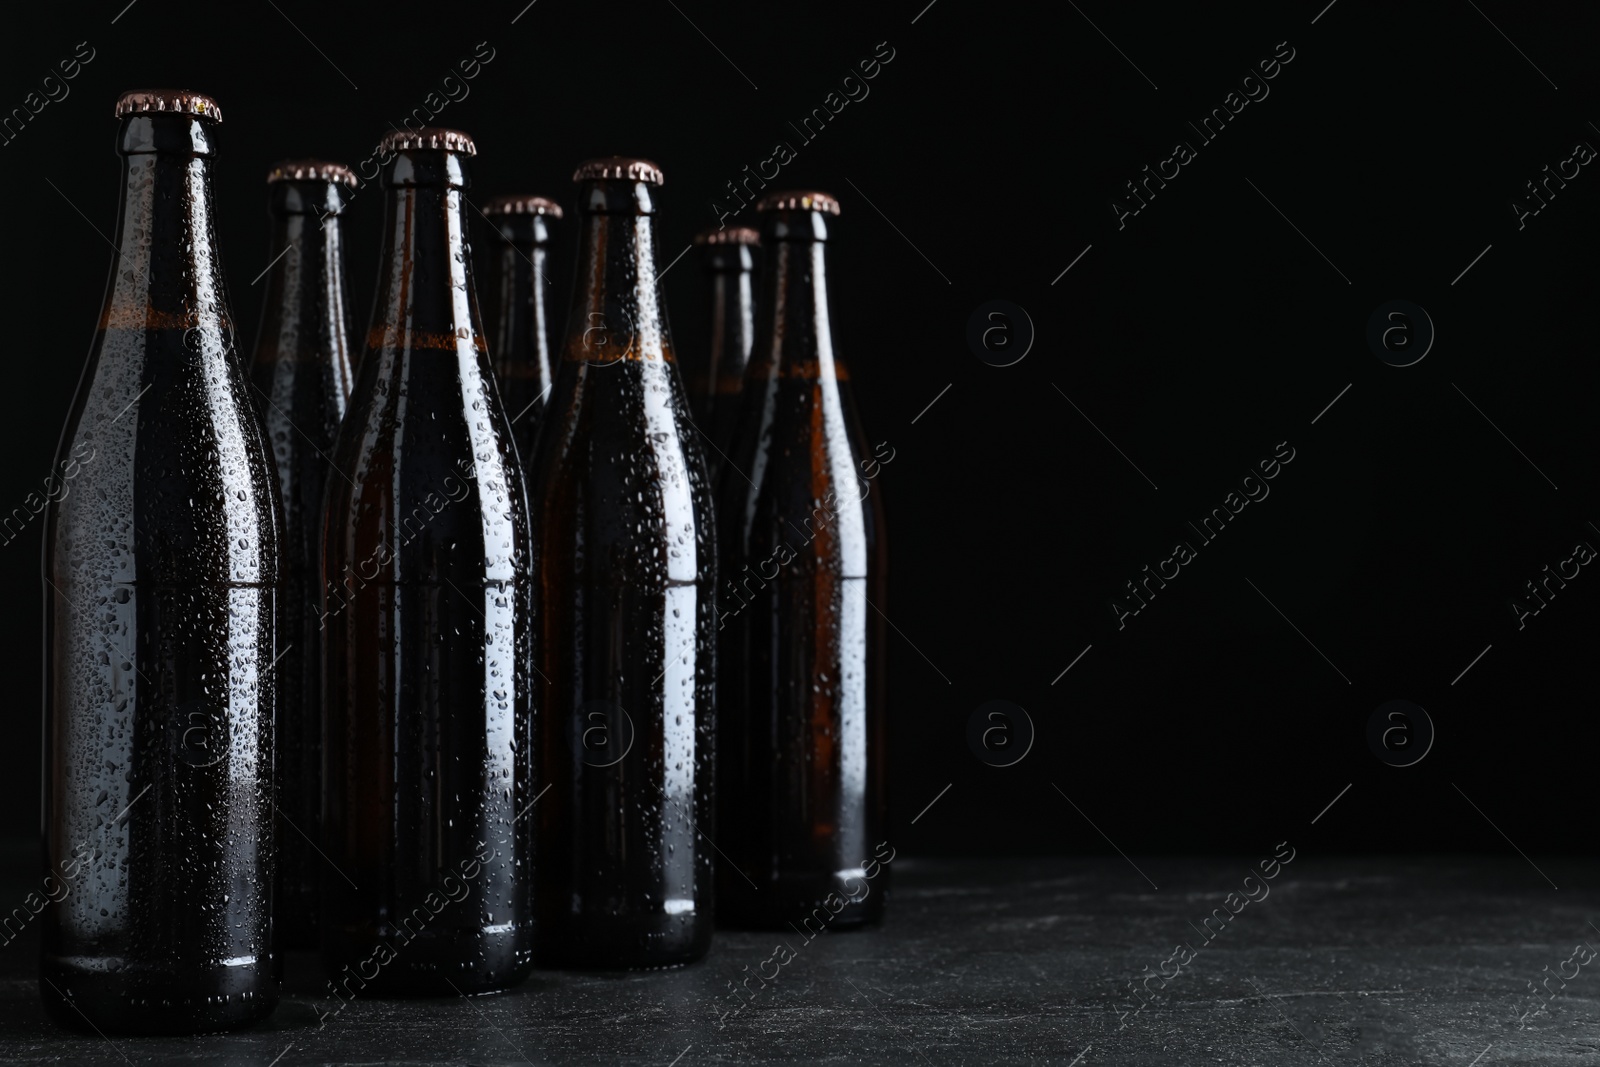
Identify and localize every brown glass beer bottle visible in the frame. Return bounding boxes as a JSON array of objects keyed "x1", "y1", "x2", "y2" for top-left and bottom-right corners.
[
  {"x1": 714, "y1": 191, "x2": 889, "y2": 930},
  {"x1": 691, "y1": 226, "x2": 759, "y2": 469},
  {"x1": 41, "y1": 89, "x2": 284, "y2": 1033},
  {"x1": 484, "y1": 195, "x2": 562, "y2": 468},
  {"x1": 320, "y1": 128, "x2": 533, "y2": 993},
  {"x1": 248, "y1": 160, "x2": 357, "y2": 951},
  {"x1": 529, "y1": 158, "x2": 716, "y2": 968}
]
